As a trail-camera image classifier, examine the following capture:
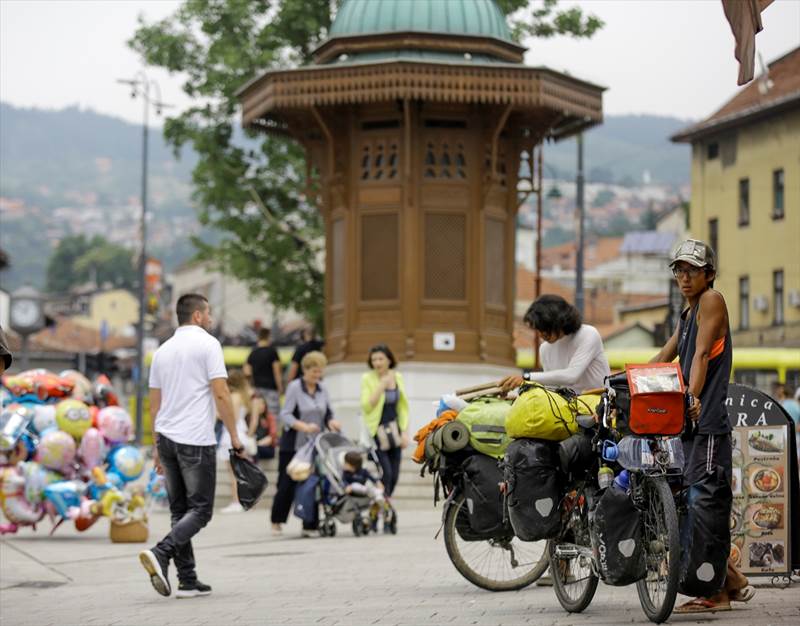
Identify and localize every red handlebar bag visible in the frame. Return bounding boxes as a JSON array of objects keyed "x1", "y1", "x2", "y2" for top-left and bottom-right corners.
[{"x1": 625, "y1": 363, "x2": 685, "y2": 436}]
